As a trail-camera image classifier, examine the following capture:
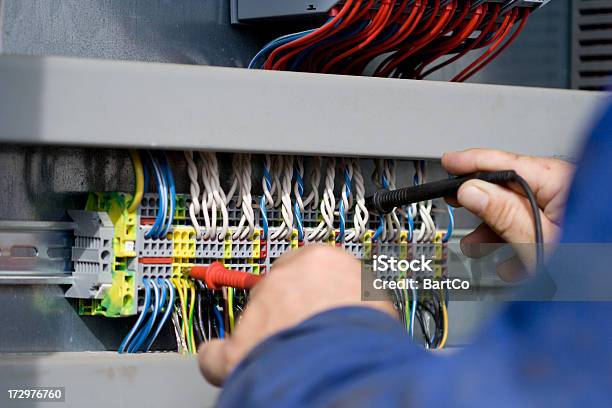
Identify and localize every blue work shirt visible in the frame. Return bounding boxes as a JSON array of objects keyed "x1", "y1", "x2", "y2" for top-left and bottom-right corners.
[{"x1": 218, "y1": 103, "x2": 612, "y2": 407}]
